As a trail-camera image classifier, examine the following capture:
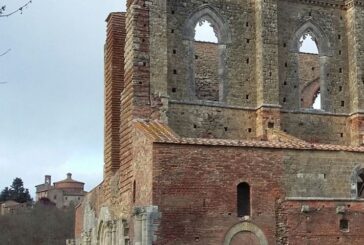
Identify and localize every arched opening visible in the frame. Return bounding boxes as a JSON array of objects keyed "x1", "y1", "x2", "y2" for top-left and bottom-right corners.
[
  {"x1": 298, "y1": 33, "x2": 321, "y2": 110},
  {"x1": 183, "y1": 6, "x2": 231, "y2": 102},
  {"x1": 230, "y1": 232, "x2": 260, "y2": 245},
  {"x1": 194, "y1": 20, "x2": 219, "y2": 101},
  {"x1": 357, "y1": 170, "x2": 364, "y2": 198},
  {"x1": 237, "y1": 182, "x2": 250, "y2": 217},
  {"x1": 223, "y1": 222, "x2": 268, "y2": 245}
]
